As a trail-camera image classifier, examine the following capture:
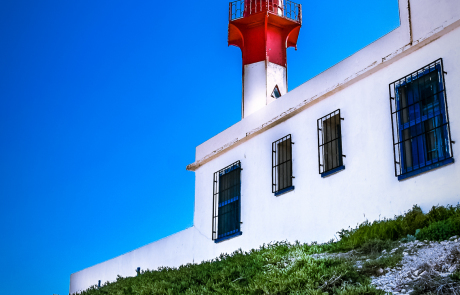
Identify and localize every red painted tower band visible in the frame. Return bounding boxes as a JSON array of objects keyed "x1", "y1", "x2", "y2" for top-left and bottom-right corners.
[
  {"x1": 228, "y1": 0, "x2": 302, "y2": 118},
  {"x1": 228, "y1": 0, "x2": 302, "y2": 67}
]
